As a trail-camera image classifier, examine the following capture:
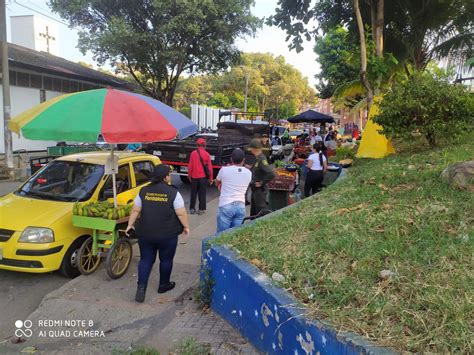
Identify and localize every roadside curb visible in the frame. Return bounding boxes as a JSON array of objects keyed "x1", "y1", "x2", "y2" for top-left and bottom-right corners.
[{"x1": 200, "y1": 167, "x2": 396, "y2": 354}]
